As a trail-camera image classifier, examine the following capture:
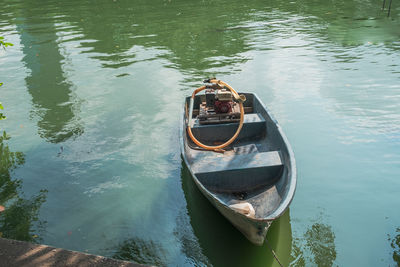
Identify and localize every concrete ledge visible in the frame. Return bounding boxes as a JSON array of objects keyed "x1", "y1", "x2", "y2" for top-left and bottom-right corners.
[{"x1": 0, "y1": 238, "x2": 147, "y2": 267}]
